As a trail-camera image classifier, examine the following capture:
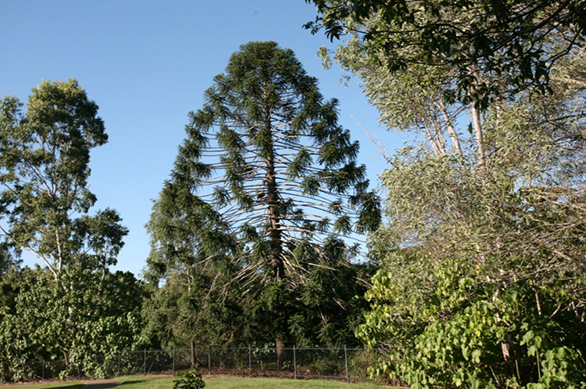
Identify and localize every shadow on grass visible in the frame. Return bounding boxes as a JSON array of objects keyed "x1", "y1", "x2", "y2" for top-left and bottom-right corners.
[
  {"x1": 116, "y1": 381, "x2": 143, "y2": 386},
  {"x1": 83, "y1": 384, "x2": 118, "y2": 389}
]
